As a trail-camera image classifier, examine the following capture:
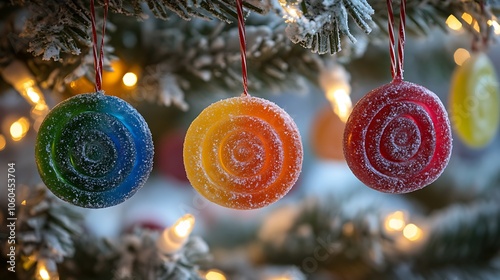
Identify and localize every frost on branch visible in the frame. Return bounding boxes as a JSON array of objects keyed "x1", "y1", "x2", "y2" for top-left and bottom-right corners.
[
  {"x1": 16, "y1": 0, "x2": 91, "y2": 61},
  {"x1": 274, "y1": 0, "x2": 374, "y2": 54},
  {"x1": 108, "y1": 0, "x2": 269, "y2": 22},
  {"x1": 133, "y1": 14, "x2": 321, "y2": 109}
]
